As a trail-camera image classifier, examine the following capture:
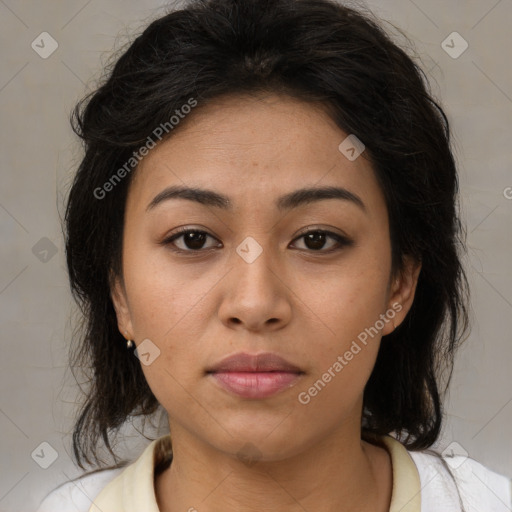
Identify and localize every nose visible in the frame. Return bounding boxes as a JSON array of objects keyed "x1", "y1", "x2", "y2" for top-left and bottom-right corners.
[{"x1": 218, "y1": 241, "x2": 292, "y2": 332}]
